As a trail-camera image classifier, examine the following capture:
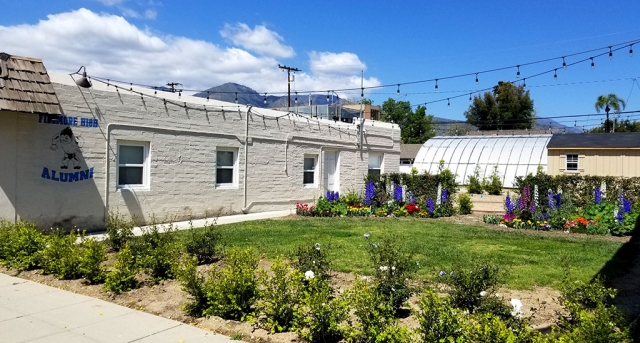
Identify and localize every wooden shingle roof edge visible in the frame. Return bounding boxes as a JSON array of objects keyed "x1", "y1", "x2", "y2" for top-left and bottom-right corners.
[
  {"x1": 0, "y1": 52, "x2": 62, "y2": 116},
  {"x1": 547, "y1": 132, "x2": 640, "y2": 149}
]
